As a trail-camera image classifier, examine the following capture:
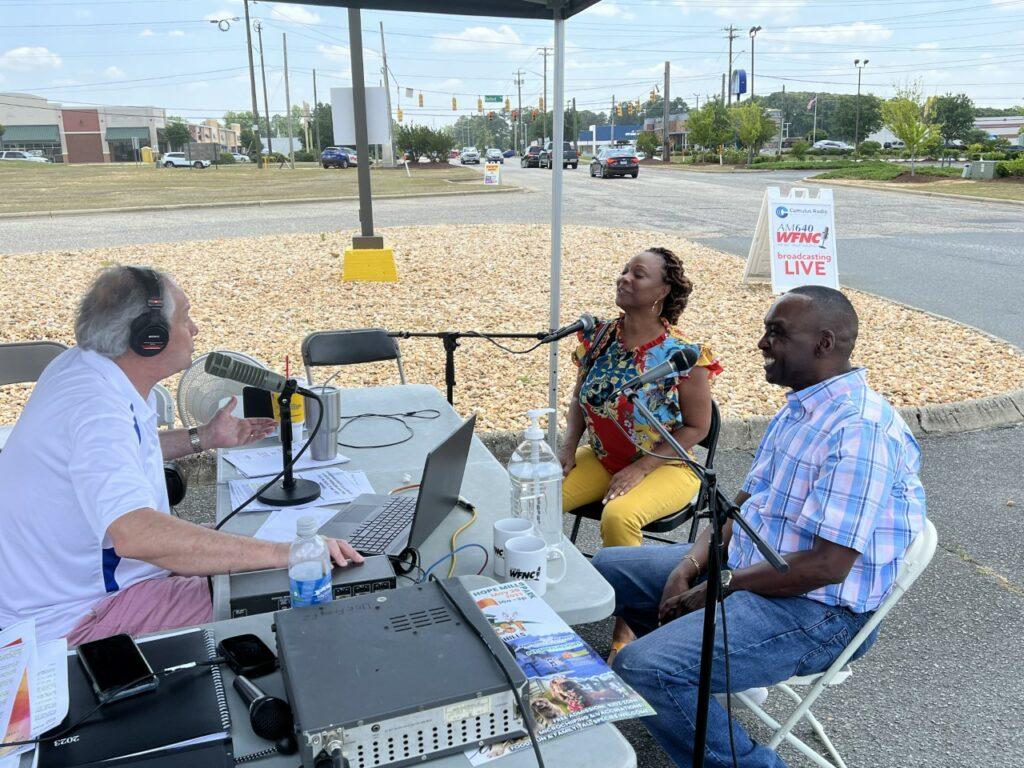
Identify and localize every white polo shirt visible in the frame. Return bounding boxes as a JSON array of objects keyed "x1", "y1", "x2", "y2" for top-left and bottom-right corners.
[{"x1": 0, "y1": 347, "x2": 170, "y2": 641}]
